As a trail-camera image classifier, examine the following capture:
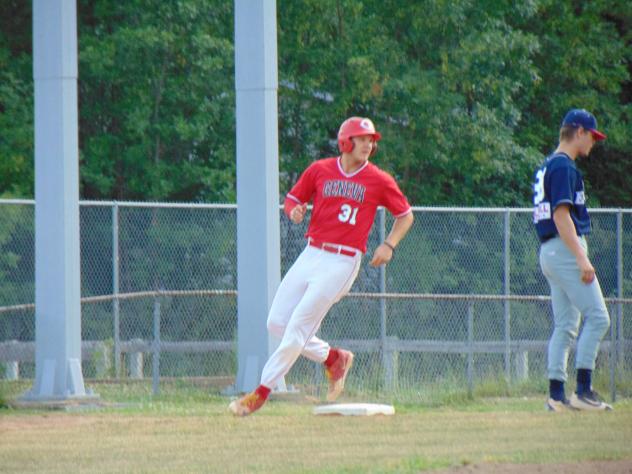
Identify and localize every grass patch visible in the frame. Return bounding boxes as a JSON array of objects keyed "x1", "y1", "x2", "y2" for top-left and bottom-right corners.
[
  {"x1": 0, "y1": 384, "x2": 8, "y2": 409},
  {"x1": 1, "y1": 380, "x2": 631, "y2": 473}
]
